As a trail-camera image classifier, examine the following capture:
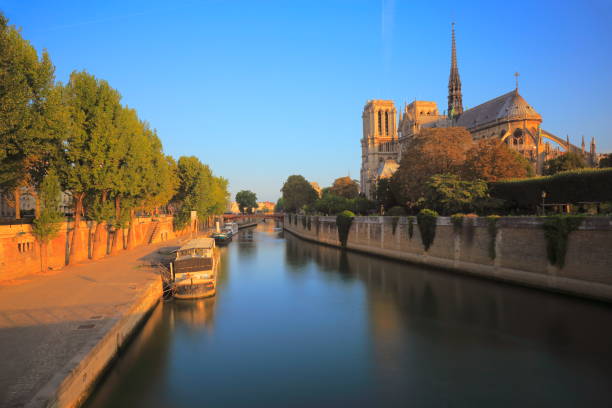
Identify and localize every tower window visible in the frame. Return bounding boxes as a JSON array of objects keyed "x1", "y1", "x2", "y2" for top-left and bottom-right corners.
[
  {"x1": 385, "y1": 111, "x2": 389, "y2": 135},
  {"x1": 378, "y1": 111, "x2": 382, "y2": 135}
]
